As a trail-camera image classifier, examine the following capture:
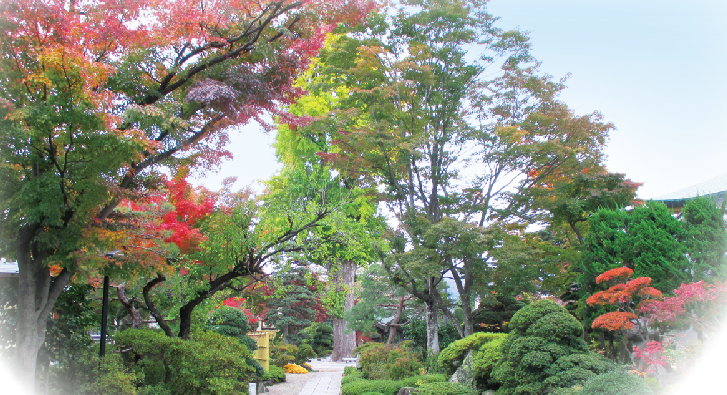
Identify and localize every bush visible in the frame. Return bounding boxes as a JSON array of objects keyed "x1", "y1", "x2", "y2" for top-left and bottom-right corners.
[
  {"x1": 271, "y1": 342, "x2": 298, "y2": 367},
  {"x1": 565, "y1": 370, "x2": 653, "y2": 395},
  {"x1": 399, "y1": 374, "x2": 447, "y2": 387},
  {"x1": 471, "y1": 336, "x2": 506, "y2": 386},
  {"x1": 361, "y1": 393, "x2": 385, "y2": 395},
  {"x1": 491, "y1": 300, "x2": 610, "y2": 394},
  {"x1": 357, "y1": 342, "x2": 422, "y2": 380},
  {"x1": 261, "y1": 365, "x2": 286, "y2": 383},
  {"x1": 341, "y1": 372, "x2": 365, "y2": 385},
  {"x1": 89, "y1": 354, "x2": 138, "y2": 395},
  {"x1": 438, "y1": 332, "x2": 507, "y2": 375},
  {"x1": 414, "y1": 382, "x2": 478, "y2": 395},
  {"x1": 341, "y1": 379, "x2": 404, "y2": 395},
  {"x1": 115, "y1": 329, "x2": 254, "y2": 395},
  {"x1": 295, "y1": 343, "x2": 317, "y2": 365},
  {"x1": 344, "y1": 366, "x2": 358, "y2": 376},
  {"x1": 544, "y1": 352, "x2": 614, "y2": 388}
]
